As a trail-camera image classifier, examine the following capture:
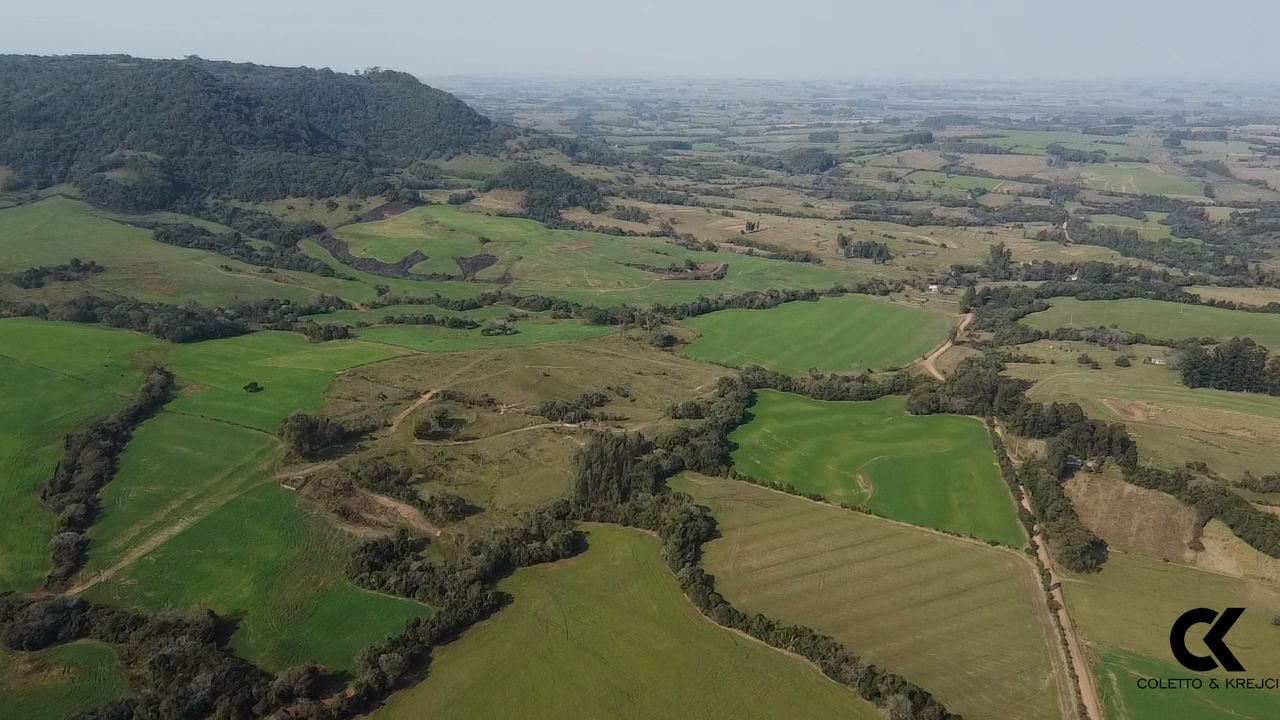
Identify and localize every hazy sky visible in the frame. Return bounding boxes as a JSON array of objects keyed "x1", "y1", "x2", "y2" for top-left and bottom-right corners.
[{"x1": 7, "y1": 0, "x2": 1277, "y2": 82}]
